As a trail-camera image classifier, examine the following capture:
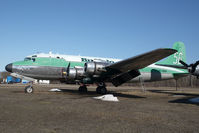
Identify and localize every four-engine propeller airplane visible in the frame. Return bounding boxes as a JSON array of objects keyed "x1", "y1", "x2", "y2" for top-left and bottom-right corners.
[{"x1": 5, "y1": 42, "x2": 199, "y2": 94}]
